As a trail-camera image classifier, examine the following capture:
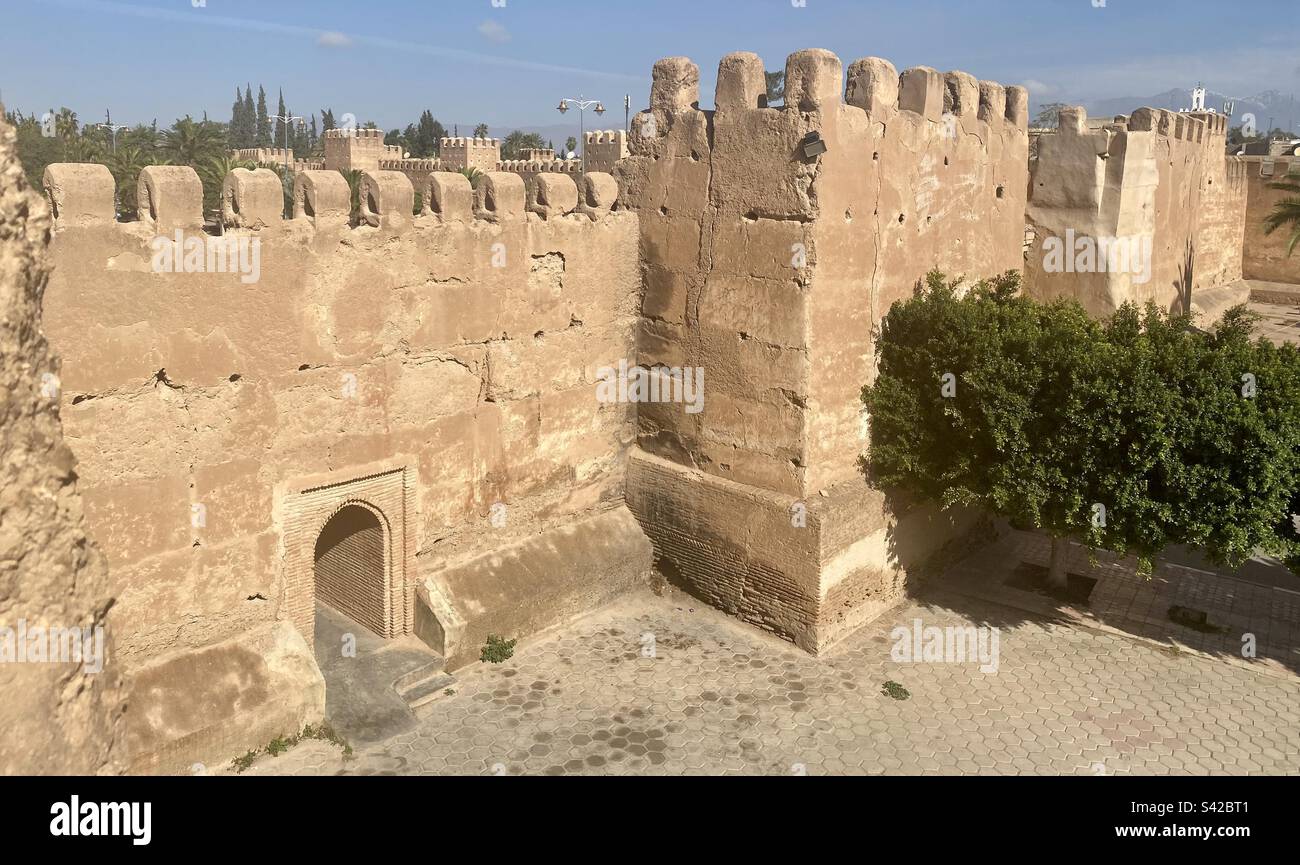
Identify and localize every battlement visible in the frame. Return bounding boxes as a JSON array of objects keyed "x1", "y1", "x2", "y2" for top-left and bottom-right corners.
[
  {"x1": 522, "y1": 148, "x2": 556, "y2": 163},
  {"x1": 232, "y1": 147, "x2": 294, "y2": 166},
  {"x1": 439, "y1": 136, "x2": 502, "y2": 172},
  {"x1": 324, "y1": 127, "x2": 385, "y2": 140},
  {"x1": 1027, "y1": 104, "x2": 1247, "y2": 316},
  {"x1": 616, "y1": 49, "x2": 1030, "y2": 652},
  {"x1": 380, "y1": 157, "x2": 438, "y2": 171},
  {"x1": 584, "y1": 129, "x2": 629, "y2": 172},
  {"x1": 497, "y1": 158, "x2": 582, "y2": 174},
  {"x1": 630, "y1": 51, "x2": 1027, "y2": 146},
  {"x1": 440, "y1": 136, "x2": 501, "y2": 148},
  {"x1": 43, "y1": 163, "x2": 621, "y2": 233}
]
